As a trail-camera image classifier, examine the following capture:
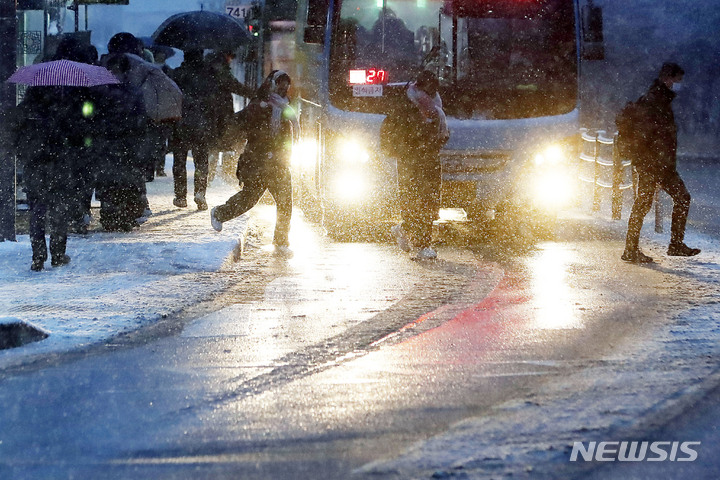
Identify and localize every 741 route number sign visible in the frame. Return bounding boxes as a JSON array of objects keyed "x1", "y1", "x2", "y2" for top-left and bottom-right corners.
[{"x1": 225, "y1": 3, "x2": 253, "y2": 20}]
